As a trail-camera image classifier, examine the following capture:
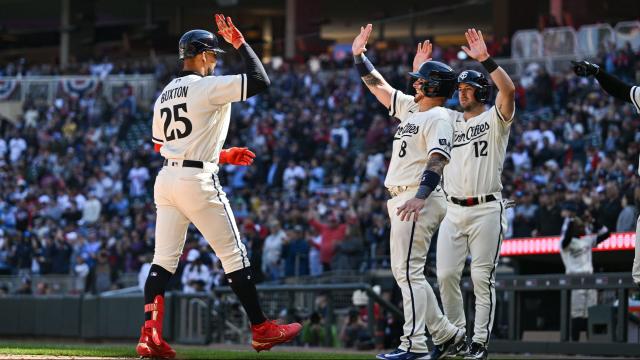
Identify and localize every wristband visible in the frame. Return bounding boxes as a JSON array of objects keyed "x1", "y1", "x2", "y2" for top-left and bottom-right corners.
[
  {"x1": 480, "y1": 57, "x2": 498, "y2": 73},
  {"x1": 415, "y1": 170, "x2": 441, "y2": 199},
  {"x1": 354, "y1": 54, "x2": 375, "y2": 77}
]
